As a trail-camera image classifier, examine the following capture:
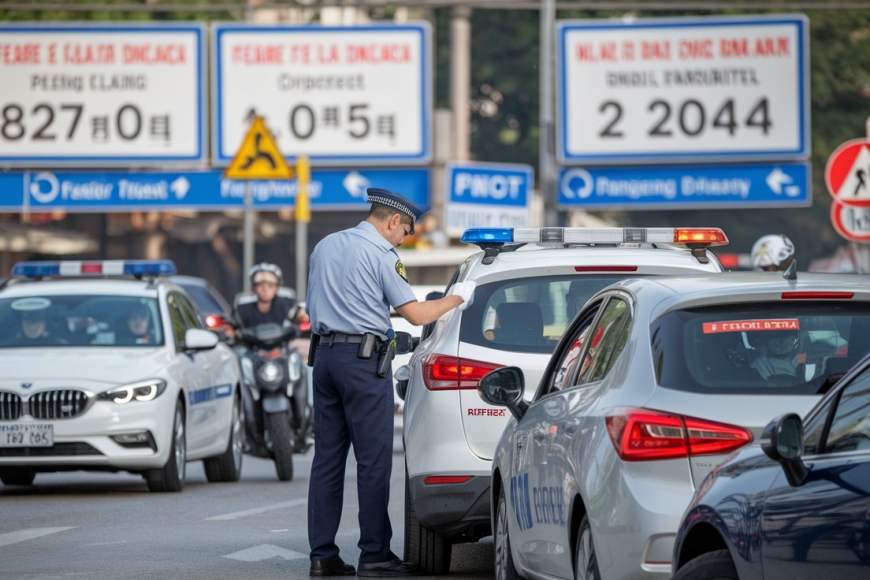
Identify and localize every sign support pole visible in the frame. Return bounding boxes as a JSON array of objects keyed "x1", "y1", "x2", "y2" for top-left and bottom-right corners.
[
  {"x1": 243, "y1": 181, "x2": 255, "y2": 292},
  {"x1": 540, "y1": 0, "x2": 557, "y2": 227},
  {"x1": 853, "y1": 117, "x2": 870, "y2": 273},
  {"x1": 295, "y1": 156, "x2": 312, "y2": 302}
]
